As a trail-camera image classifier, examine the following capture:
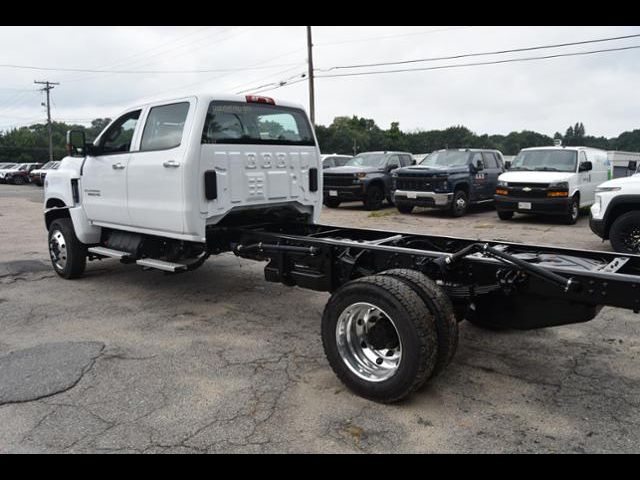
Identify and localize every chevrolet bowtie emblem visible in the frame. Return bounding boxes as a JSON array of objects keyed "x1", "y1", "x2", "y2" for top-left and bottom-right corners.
[{"x1": 523, "y1": 187, "x2": 532, "y2": 192}]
